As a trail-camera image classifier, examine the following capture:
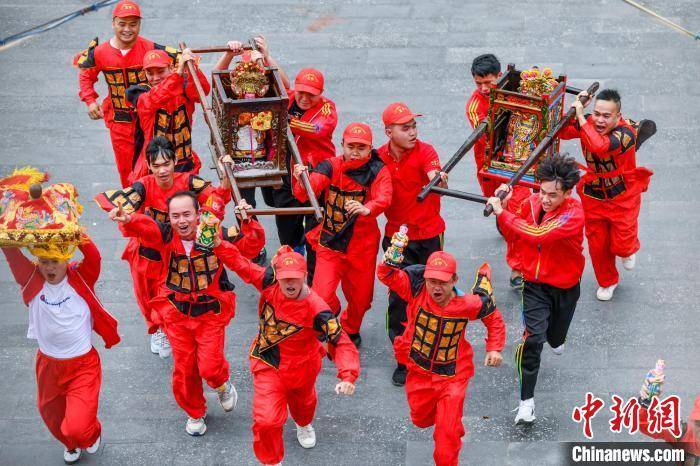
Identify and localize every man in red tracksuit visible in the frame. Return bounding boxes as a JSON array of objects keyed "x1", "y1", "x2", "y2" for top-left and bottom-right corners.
[
  {"x1": 2, "y1": 236, "x2": 120, "y2": 464},
  {"x1": 219, "y1": 244, "x2": 359, "y2": 466},
  {"x1": 95, "y1": 136, "x2": 230, "y2": 358},
  {"x1": 466, "y1": 53, "x2": 502, "y2": 198},
  {"x1": 125, "y1": 48, "x2": 210, "y2": 183},
  {"x1": 377, "y1": 102, "x2": 447, "y2": 386},
  {"x1": 466, "y1": 53, "x2": 530, "y2": 288},
  {"x1": 378, "y1": 251, "x2": 506, "y2": 466},
  {"x1": 292, "y1": 122, "x2": 392, "y2": 348},
  {"x1": 111, "y1": 192, "x2": 264, "y2": 436},
  {"x1": 560, "y1": 89, "x2": 653, "y2": 302},
  {"x1": 75, "y1": 0, "x2": 176, "y2": 187},
  {"x1": 487, "y1": 154, "x2": 585, "y2": 425}
]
